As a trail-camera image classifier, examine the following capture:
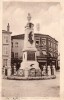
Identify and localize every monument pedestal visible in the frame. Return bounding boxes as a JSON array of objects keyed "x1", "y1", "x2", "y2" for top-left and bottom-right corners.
[{"x1": 20, "y1": 61, "x2": 40, "y2": 77}]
